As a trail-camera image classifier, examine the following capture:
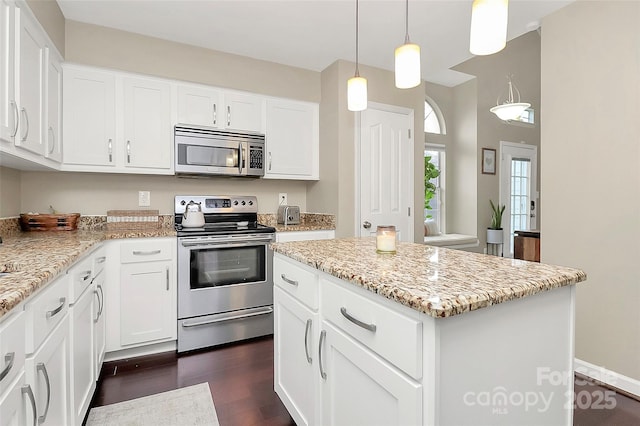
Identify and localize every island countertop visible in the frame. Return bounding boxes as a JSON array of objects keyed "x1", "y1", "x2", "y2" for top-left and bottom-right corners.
[{"x1": 271, "y1": 237, "x2": 586, "y2": 318}]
